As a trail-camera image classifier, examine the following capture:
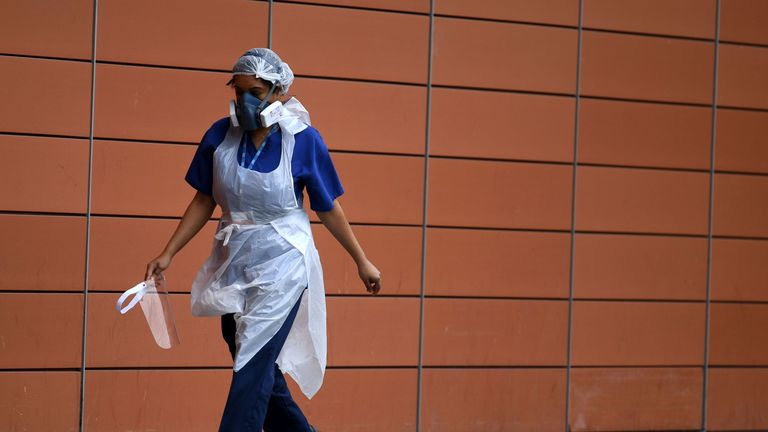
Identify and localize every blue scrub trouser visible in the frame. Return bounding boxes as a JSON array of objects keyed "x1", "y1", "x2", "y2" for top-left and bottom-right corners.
[{"x1": 219, "y1": 289, "x2": 312, "y2": 432}]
